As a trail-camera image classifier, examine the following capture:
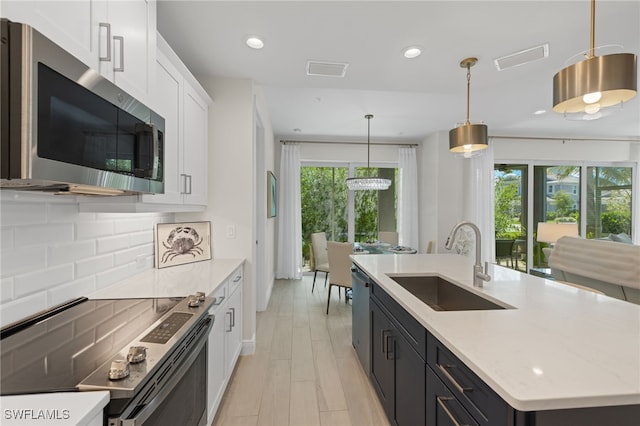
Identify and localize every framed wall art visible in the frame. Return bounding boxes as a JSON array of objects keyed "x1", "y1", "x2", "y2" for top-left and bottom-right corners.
[
  {"x1": 155, "y1": 221, "x2": 212, "y2": 268},
  {"x1": 267, "y1": 170, "x2": 277, "y2": 218}
]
